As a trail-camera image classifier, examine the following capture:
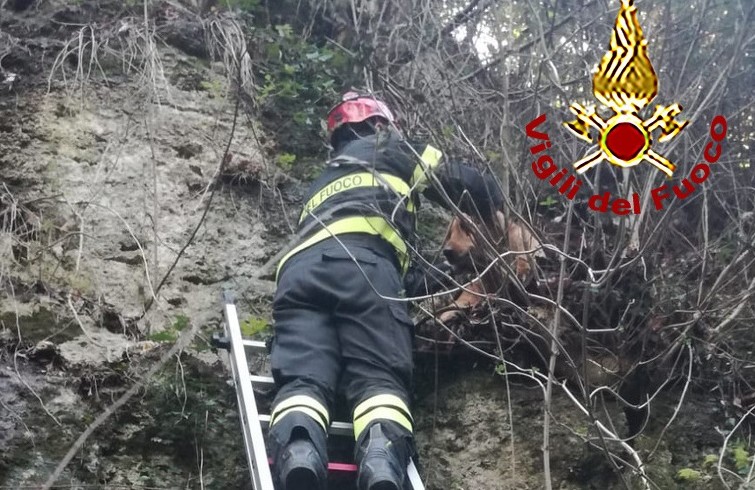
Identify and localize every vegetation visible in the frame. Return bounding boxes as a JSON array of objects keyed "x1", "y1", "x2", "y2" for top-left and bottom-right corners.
[
  {"x1": 148, "y1": 315, "x2": 190, "y2": 342},
  {"x1": 0, "y1": 0, "x2": 752, "y2": 489},
  {"x1": 217, "y1": 1, "x2": 755, "y2": 488}
]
